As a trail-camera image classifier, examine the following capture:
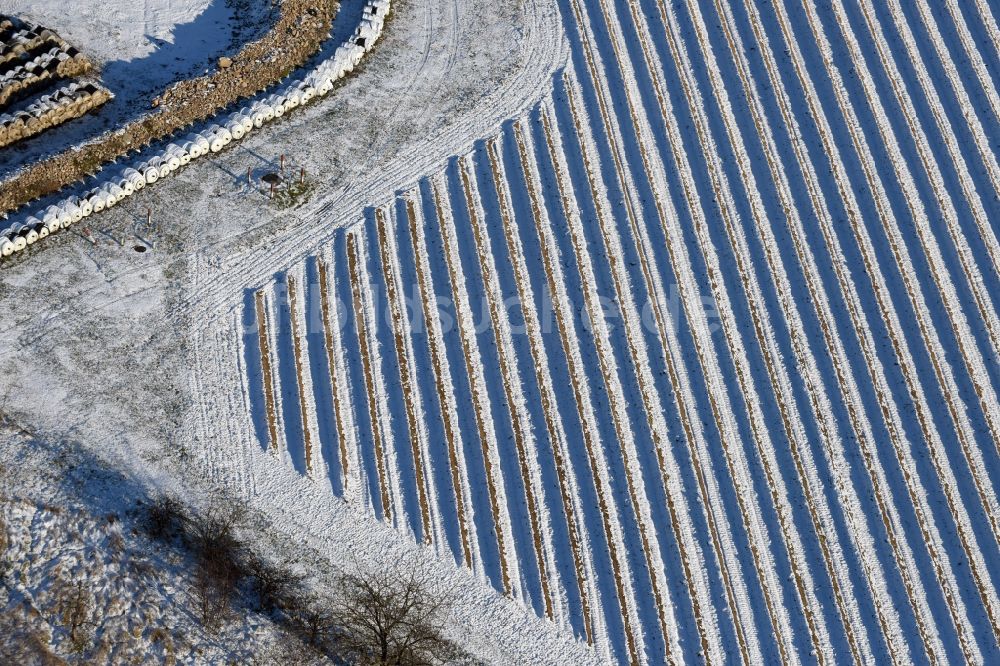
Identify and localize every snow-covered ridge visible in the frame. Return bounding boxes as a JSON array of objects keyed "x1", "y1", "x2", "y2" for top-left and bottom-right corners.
[{"x1": 231, "y1": 0, "x2": 1000, "y2": 658}]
